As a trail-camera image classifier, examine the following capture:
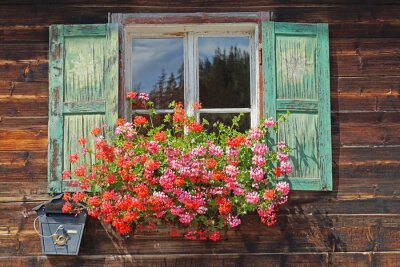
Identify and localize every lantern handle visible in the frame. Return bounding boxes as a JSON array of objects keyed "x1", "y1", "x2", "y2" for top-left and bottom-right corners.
[{"x1": 33, "y1": 215, "x2": 64, "y2": 238}]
